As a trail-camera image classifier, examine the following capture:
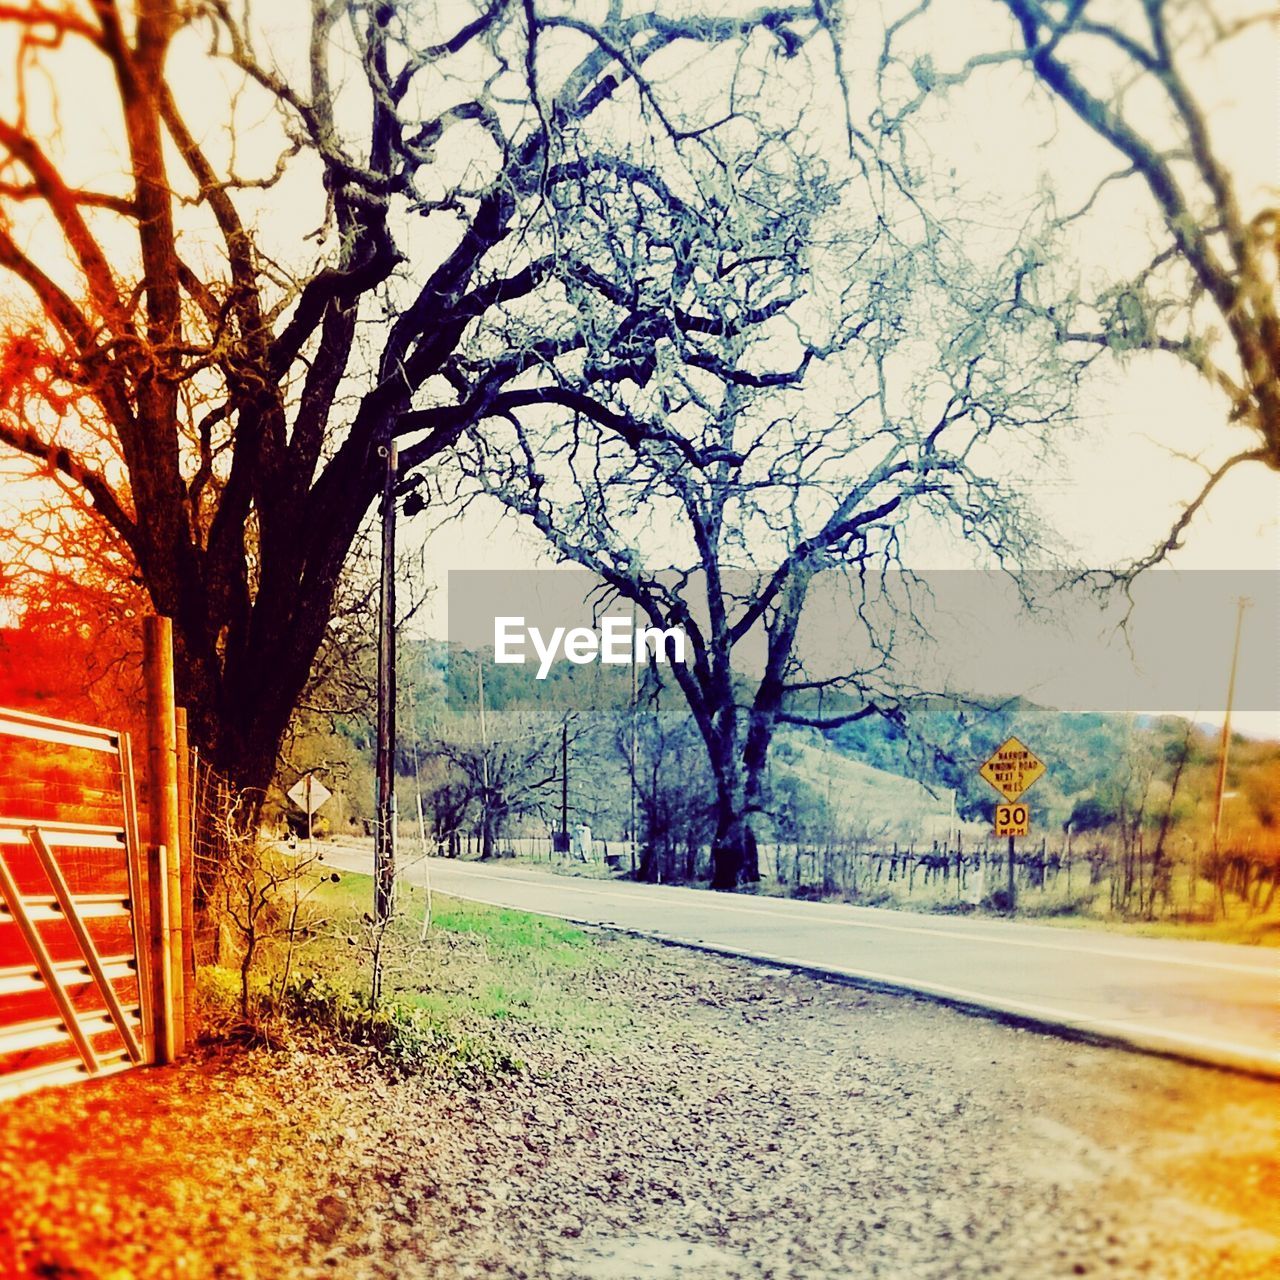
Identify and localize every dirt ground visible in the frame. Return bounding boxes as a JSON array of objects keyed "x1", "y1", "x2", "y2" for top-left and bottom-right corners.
[{"x1": 0, "y1": 934, "x2": 1277, "y2": 1280}]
